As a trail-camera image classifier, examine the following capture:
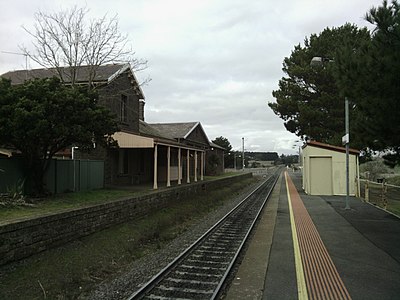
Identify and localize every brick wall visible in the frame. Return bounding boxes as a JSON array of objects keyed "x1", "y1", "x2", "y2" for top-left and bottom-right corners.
[
  {"x1": 75, "y1": 70, "x2": 142, "y2": 185},
  {"x1": 0, "y1": 173, "x2": 252, "y2": 266},
  {"x1": 98, "y1": 71, "x2": 141, "y2": 133}
]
